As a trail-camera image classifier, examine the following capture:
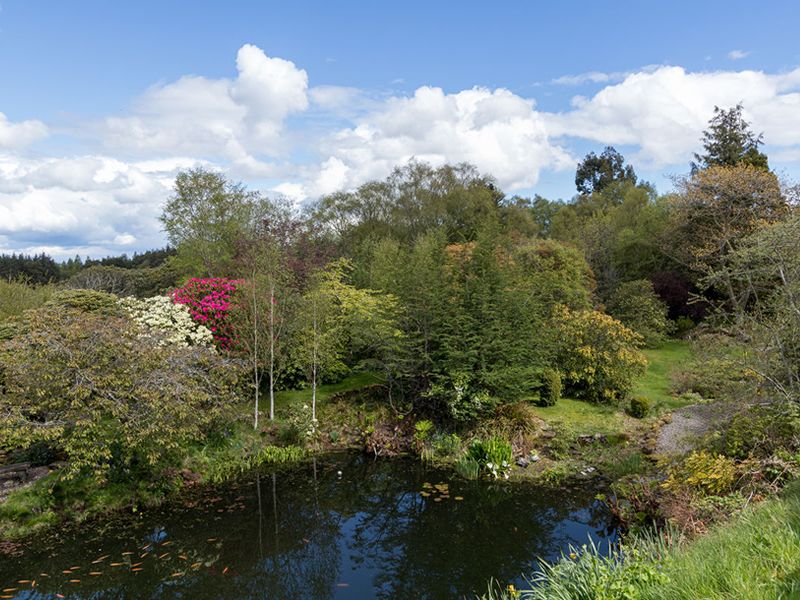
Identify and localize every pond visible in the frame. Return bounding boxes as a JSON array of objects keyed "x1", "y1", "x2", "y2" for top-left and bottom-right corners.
[{"x1": 0, "y1": 453, "x2": 616, "y2": 599}]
